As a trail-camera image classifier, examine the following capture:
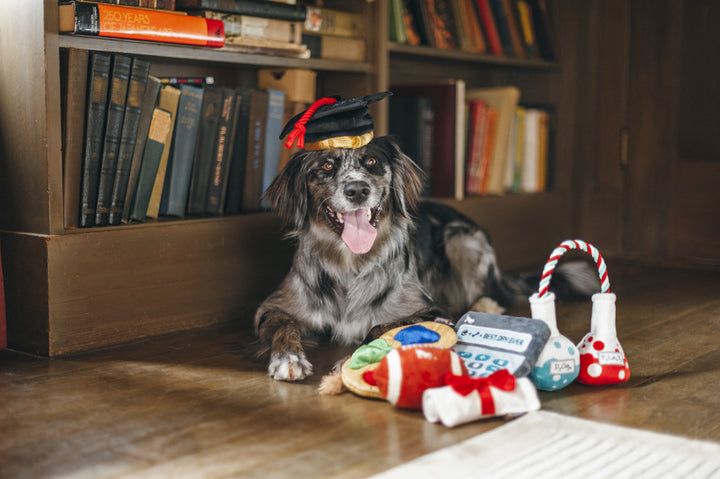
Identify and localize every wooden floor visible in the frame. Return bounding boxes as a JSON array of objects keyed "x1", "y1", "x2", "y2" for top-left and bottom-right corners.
[{"x1": 1, "y1": 263, "x2": 719, "y2": 478}]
